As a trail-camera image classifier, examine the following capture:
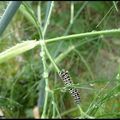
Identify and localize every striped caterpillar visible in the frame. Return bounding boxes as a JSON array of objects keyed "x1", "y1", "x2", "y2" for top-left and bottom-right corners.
[{"x1": 59, "y1": 69, "x2": 80, "y2": 104}]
